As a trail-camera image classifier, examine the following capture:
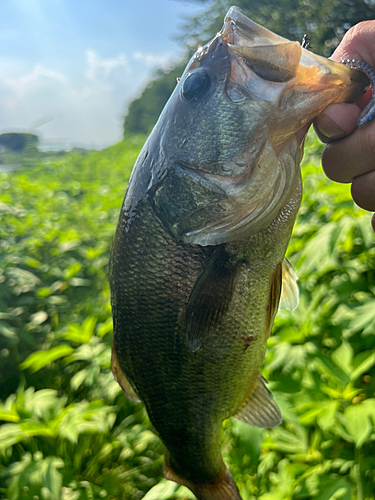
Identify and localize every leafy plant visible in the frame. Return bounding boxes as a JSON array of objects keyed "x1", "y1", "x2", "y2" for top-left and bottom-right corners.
[{"x1": 1, "y1": 132, "x2": 375, "y2": 499}]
